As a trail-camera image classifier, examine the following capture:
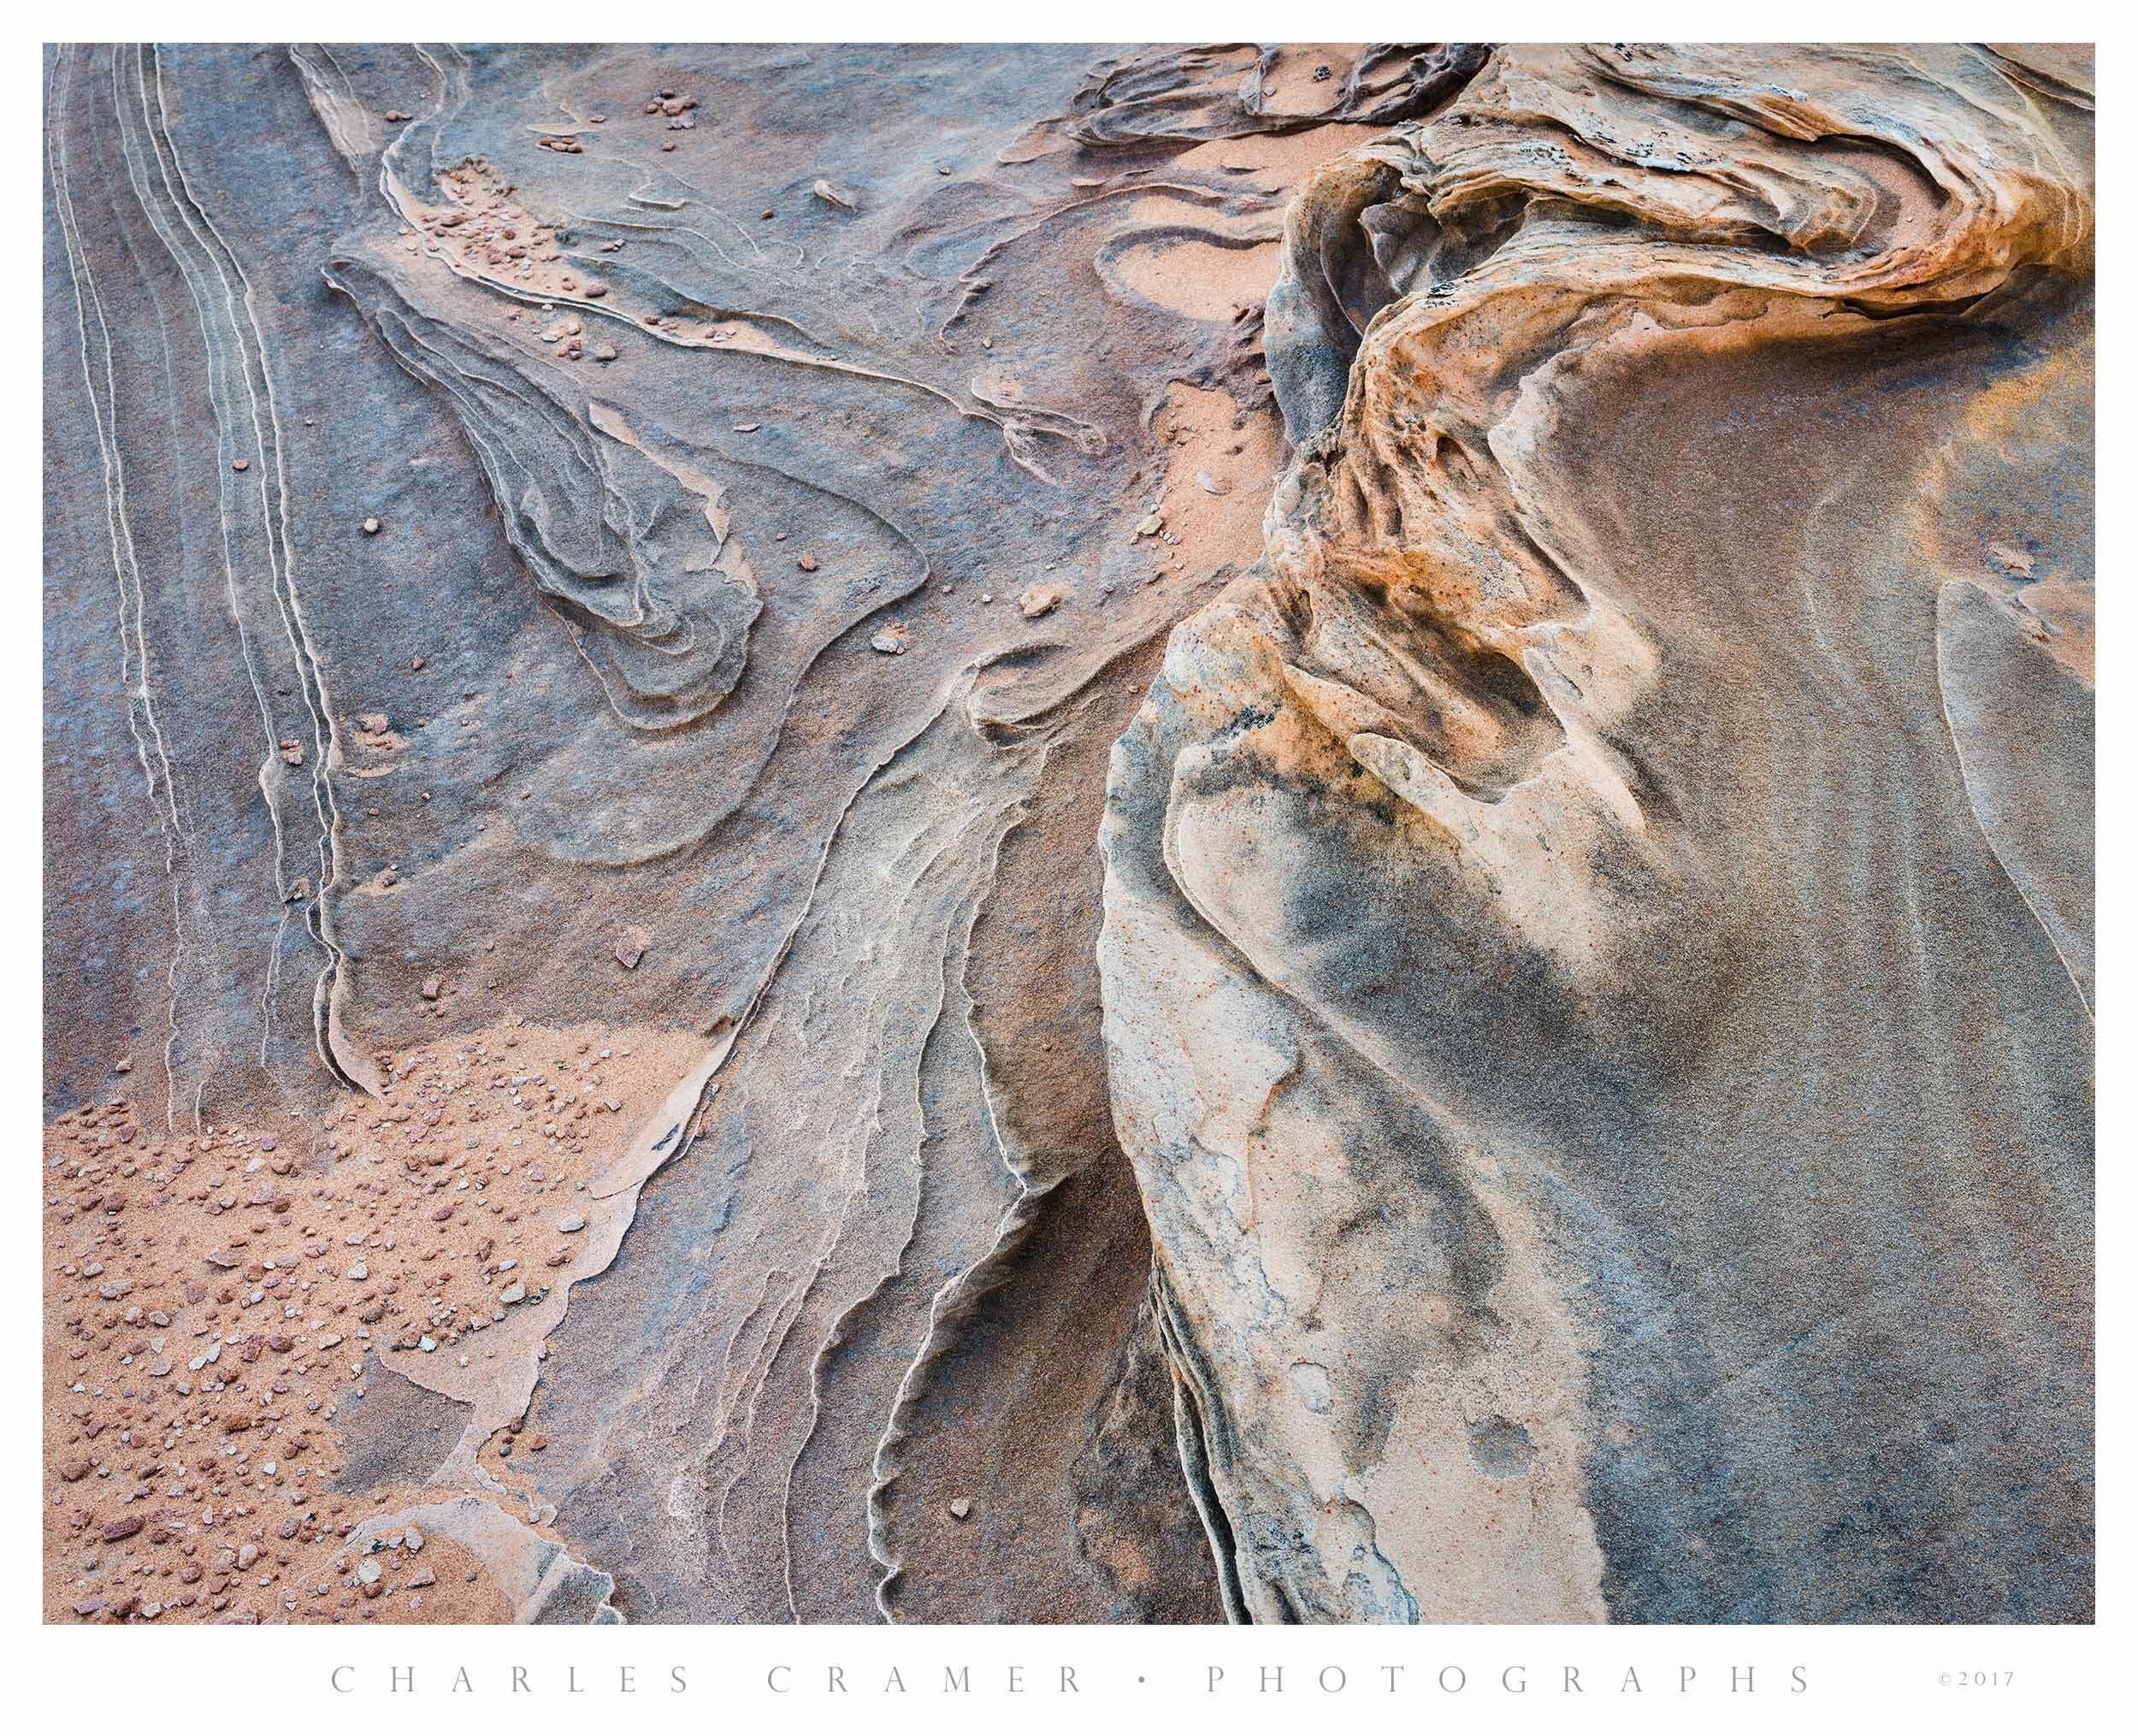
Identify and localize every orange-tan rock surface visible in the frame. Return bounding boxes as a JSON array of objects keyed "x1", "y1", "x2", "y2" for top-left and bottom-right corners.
[
  {"x1": 1101, "y1": 42, "x2": 2094, "y2": 1622},
  {"x1": 44, "y1": 42, "x2": 2092, "y2": 1626}
]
